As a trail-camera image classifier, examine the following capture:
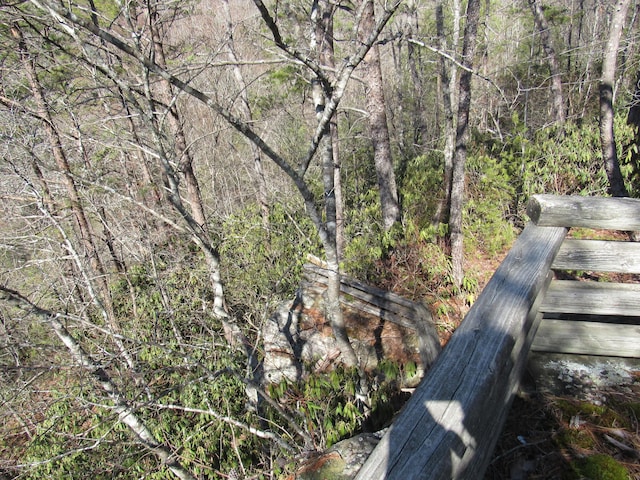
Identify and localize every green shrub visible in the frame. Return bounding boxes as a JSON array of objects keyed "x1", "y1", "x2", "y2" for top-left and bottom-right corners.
[
  {"x1": 478, "y1": 113, "x2": 635, "y2": 222},
  {"x1": 16, "y1": 355, "x2": 278, "y2": 479},
  {"x1": 266, "y1": 366, "x2": 364, "y2": 448},
  {"x1": 220, "y1": 201, "x2": 321, "y2": 319},
  {"x1": 465, "y1": 153, "x2": 517, "y2": 255},
  {"x1": 266, "y1": 363, "x2": 408, "y2": 450}
]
